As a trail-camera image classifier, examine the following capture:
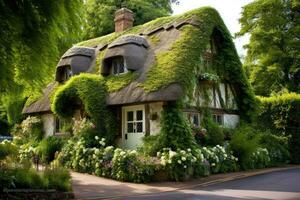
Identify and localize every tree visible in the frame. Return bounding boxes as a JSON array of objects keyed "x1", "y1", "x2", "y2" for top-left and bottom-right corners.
[
  {"x1": 84, "y1": 0, "x2": 178, "y2": 39},
  {"x1": 0, "y1": 0, "x2": 85, "y2": 124},
  {"x1": 237, "y1": 0, "x2": 300, "y2": 96}
]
